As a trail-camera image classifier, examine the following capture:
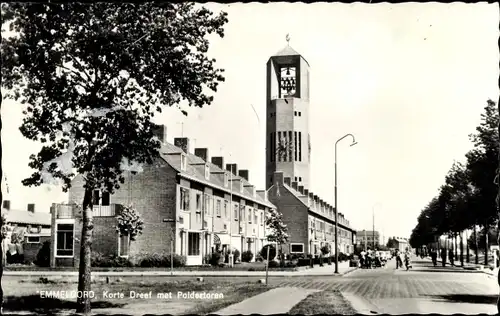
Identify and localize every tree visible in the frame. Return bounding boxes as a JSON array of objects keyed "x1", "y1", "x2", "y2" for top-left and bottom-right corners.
[
  {"x1": 265, "y1": 208, "x2": 289, "y2": 263},
  {"x1": 386, "y1": 237, "x2": 398, "y2": 249},
  {"x1": 115, "y1": 205, "x2": 144, "y2": 253},
  {"x1": 1, "y1": 3, "x2": 228, "y2": 313},
  {"x1": 0, "y1": 212, "x2": 7, "y2": 314}
]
